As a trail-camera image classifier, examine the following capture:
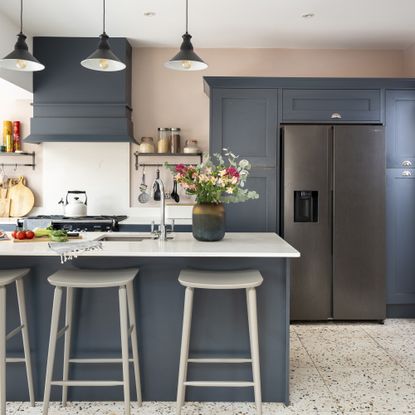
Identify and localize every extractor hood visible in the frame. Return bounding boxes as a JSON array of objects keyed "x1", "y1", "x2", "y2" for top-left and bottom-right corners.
[{"x1": 25, "y1": 37, "x2": 134, "y2": 143}]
